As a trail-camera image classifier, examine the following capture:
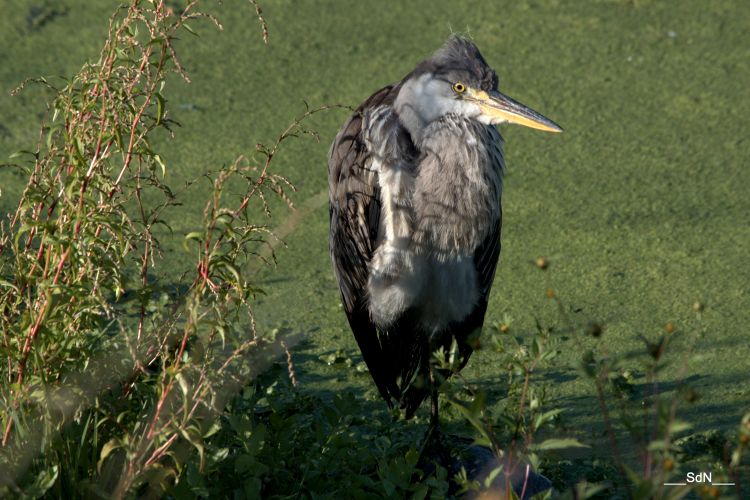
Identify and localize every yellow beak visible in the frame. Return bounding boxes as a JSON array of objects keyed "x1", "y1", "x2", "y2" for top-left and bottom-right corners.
[{"x1": 467, "y1": 88, "x2": 562, "y2": 133}]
